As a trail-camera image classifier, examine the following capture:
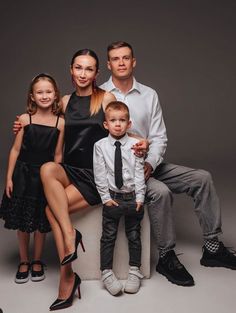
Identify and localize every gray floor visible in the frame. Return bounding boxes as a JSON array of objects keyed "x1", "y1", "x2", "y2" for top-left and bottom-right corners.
[
  {"x1": 0, "y1": 169, "x2": 236, "y2": 313},
  {"x1": 0, "y1": 237, "x2": 235, "y2": 313}
]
